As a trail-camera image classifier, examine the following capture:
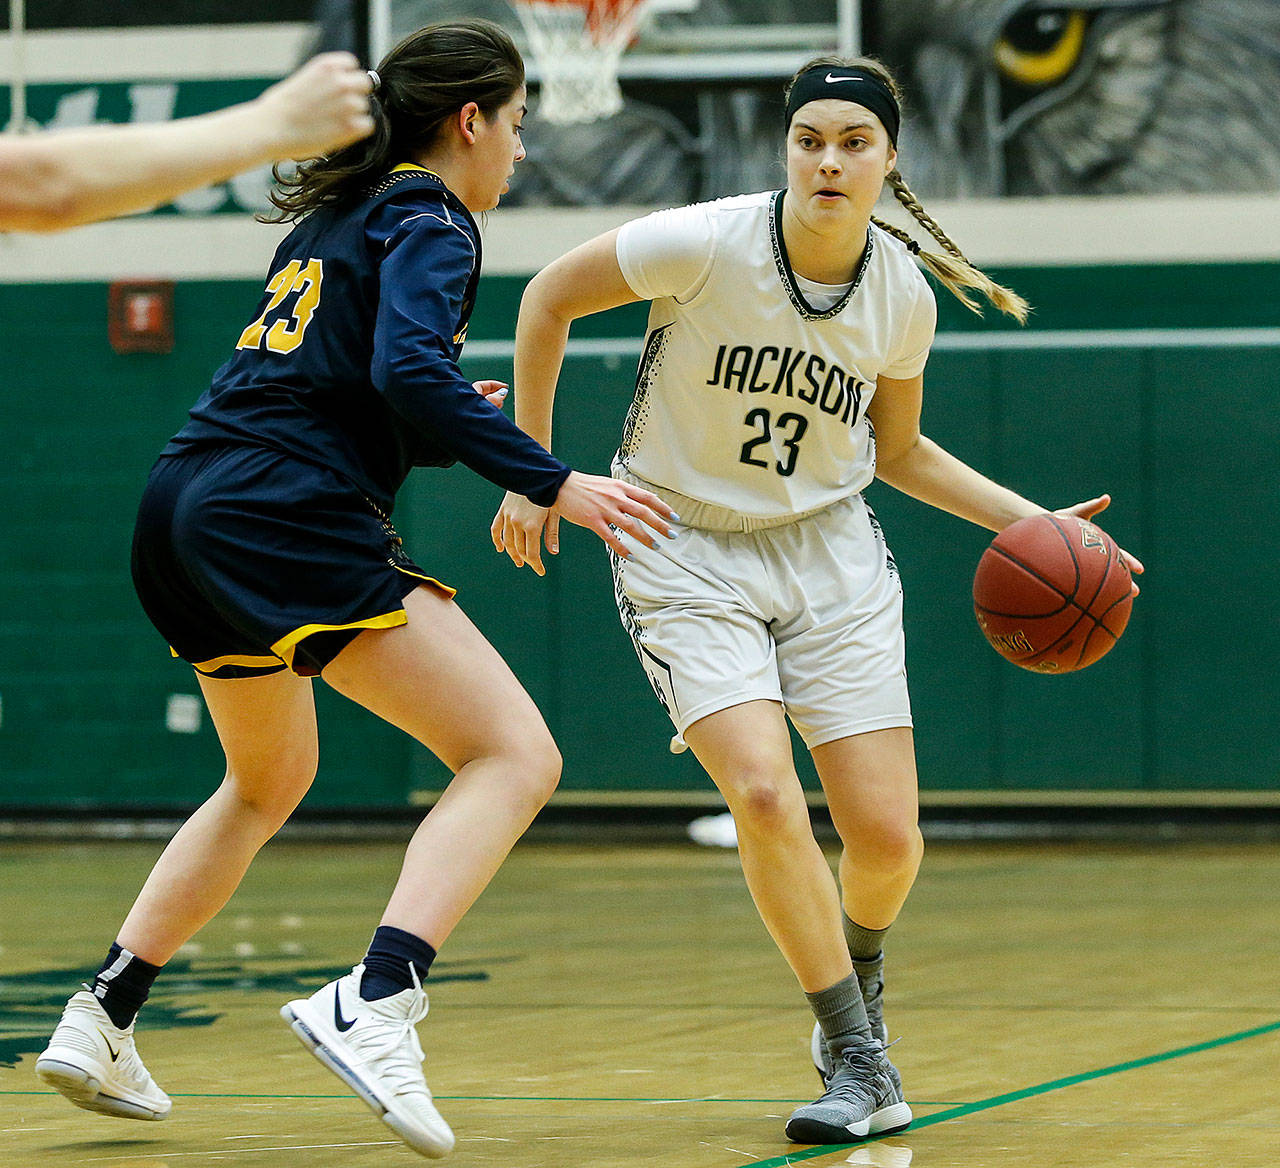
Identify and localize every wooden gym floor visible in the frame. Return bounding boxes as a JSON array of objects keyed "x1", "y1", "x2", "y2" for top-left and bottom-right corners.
[{"x1": 2, "y1": 836, "x2": 1278, "y2": 1167}]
